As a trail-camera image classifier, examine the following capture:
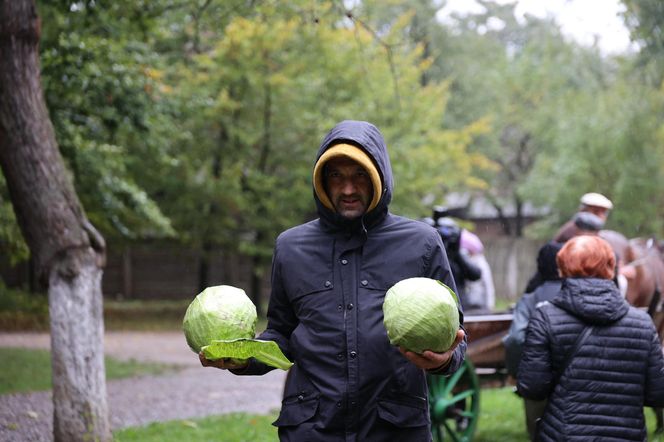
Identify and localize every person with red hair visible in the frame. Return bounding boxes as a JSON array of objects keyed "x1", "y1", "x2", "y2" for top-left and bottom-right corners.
[
  {"x1": 517, "y1": 235, "x2": 664, "y2": 441},
  {"x1": 556, "y1": 234, "x2": 616, "y2": 280}
]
